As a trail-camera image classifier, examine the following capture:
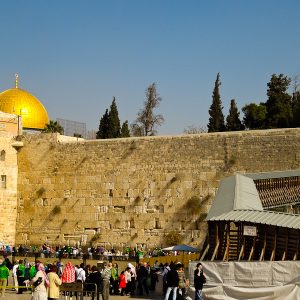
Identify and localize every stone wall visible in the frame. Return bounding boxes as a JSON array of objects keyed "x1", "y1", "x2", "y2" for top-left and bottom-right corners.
[
  {"x1": 15, "y1": 128, "x2": 300, "y2": 249},
  {"x1": 0, "y1": 133, "x2": 19, "y2": 245}
]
